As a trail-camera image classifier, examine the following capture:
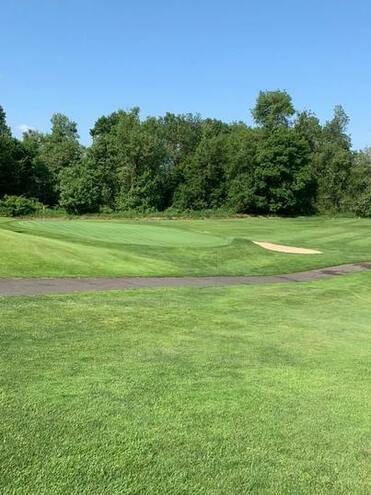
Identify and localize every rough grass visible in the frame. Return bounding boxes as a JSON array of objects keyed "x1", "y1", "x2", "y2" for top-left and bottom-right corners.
[
  {"x1": 0, "y1": 216, "x2": 371, "y2": 278},
  {"x1": 1, "y1": 273, "x2": 370, "y2": 494}
]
